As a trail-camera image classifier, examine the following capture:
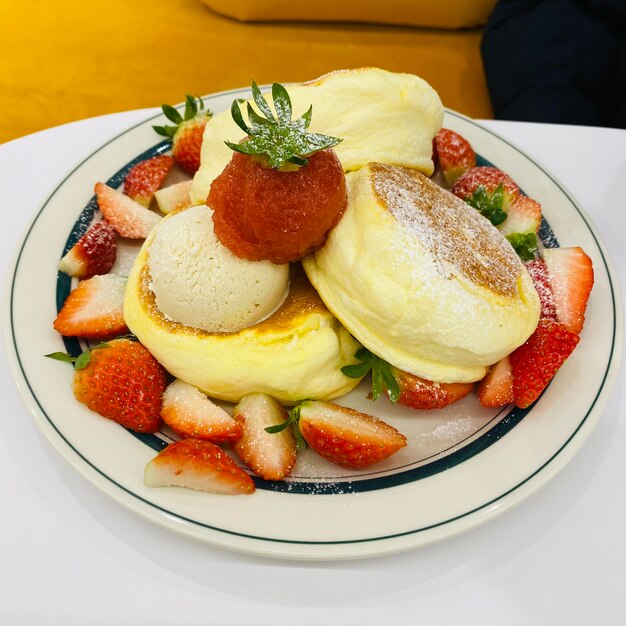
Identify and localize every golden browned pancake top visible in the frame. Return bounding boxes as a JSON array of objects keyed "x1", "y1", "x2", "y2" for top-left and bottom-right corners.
[
  {"x1": 138, "y1": 263, "x2": 329, "y2": 337},
  {"x1": 370, "y1": 163, "x2": 521, "y2": 297}
]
